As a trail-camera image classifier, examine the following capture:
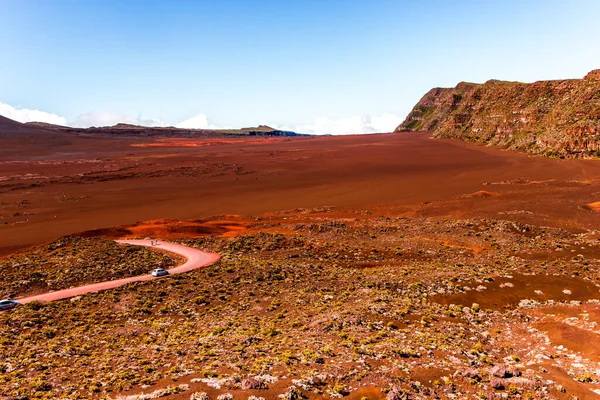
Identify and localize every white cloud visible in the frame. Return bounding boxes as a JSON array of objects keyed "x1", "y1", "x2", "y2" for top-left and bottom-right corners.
[
  {"x1": 175, "y1": 114, "x2": 221, "y2": 129},
  {"x1": 0, "y1": 101, "x2": 68, "y2": 126},
  {"x1": 71, "y1": 111, "x2": 168, "y2": 128},
  {"x1": 282, "y1": 113, "x2": 404, "y2": 135},
  {"x1": 0, "y1": 100, "x2": 403, "y2": 135}
]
